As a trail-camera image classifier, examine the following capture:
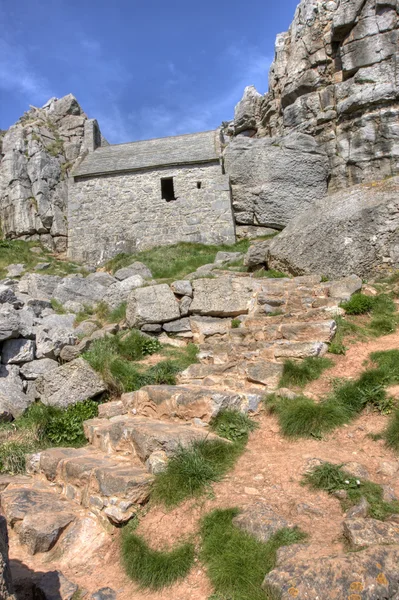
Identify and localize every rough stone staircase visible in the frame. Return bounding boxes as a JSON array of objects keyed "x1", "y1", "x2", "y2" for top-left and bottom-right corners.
[{"x1": 0, "y1": 272, "x2": 352, "y2": 562}]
